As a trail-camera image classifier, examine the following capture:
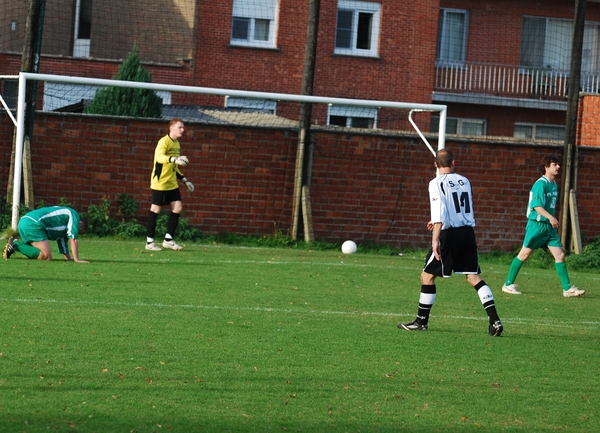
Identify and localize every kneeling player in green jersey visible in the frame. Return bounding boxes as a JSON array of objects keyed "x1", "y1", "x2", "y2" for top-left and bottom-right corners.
[
  {"x1": 502, "y1": 155, "x2": 584, "y2": 298},
  {"x1": 3, "y1": 206, "x2": 88, "y2": 263}
]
